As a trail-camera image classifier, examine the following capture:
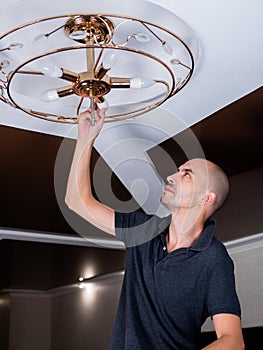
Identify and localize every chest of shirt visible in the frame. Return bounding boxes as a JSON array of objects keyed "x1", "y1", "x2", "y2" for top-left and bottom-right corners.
[{"x1": 126, "y1": 239, "x2": 211, "y2": 318}]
